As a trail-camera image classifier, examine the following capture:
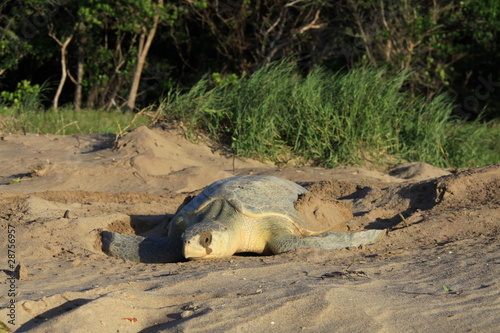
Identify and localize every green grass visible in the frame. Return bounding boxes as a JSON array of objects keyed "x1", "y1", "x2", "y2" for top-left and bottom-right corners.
[
  {"x1": 0, "y1": 107, "x2": 150, "y2": 135},
  {"x1": 160, "y1": 63, "x2": 499, "y2": 168},
  {"x1": 1, "y1": 63, "x2": 498, "y2": 169}
]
